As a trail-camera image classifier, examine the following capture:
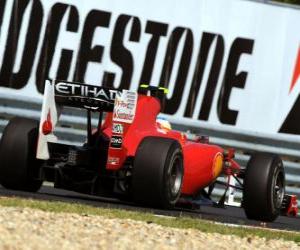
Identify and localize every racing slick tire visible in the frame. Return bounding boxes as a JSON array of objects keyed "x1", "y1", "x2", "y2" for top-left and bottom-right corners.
[
  {"x1": 243, "y1": 153, "x2": 285, "y2": 222},
  {"x1": 0, "y1": 117, "x2": 43, "y2": 192},
  {"x1": 132, "y1": 137, "x2": 184, "y2": 208}
]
